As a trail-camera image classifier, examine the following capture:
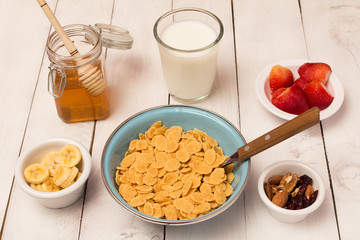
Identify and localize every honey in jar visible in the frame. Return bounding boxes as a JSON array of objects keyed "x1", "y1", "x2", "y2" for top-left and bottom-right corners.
[
  {"x1": 46, "y1": 24, "x2": 133, "y2": 123},
  {"x1": 52, "y1": 63, "x2": 110, "y2": 122}
]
